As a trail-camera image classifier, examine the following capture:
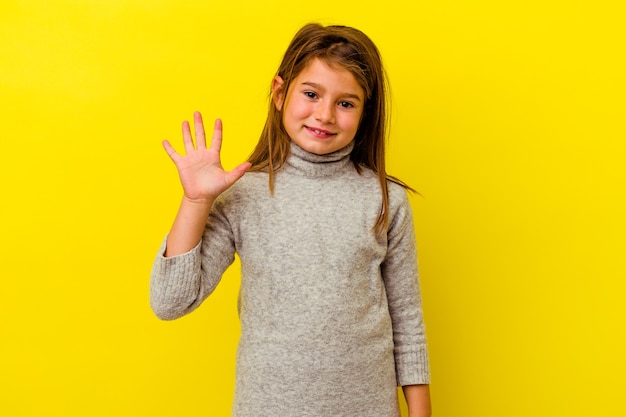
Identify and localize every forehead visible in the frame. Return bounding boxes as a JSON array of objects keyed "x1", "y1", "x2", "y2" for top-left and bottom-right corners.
[{"x1": 293, "y1": 58, "x2": 364, "y2": 97}]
